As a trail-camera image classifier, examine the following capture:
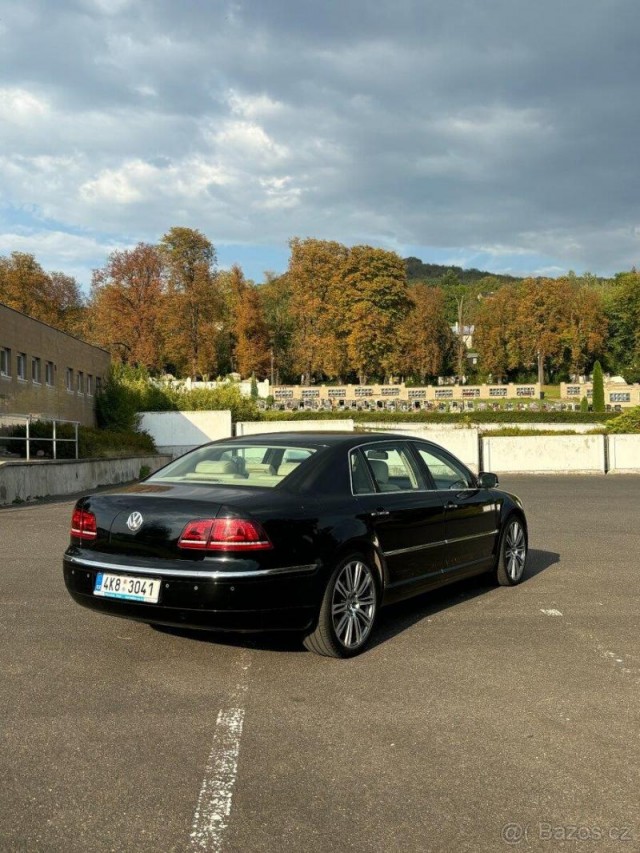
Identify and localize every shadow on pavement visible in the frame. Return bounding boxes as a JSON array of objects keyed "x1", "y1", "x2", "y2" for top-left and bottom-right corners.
[{"x1": 151, "y1": 548, "x2": 561, "y2": 656}]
